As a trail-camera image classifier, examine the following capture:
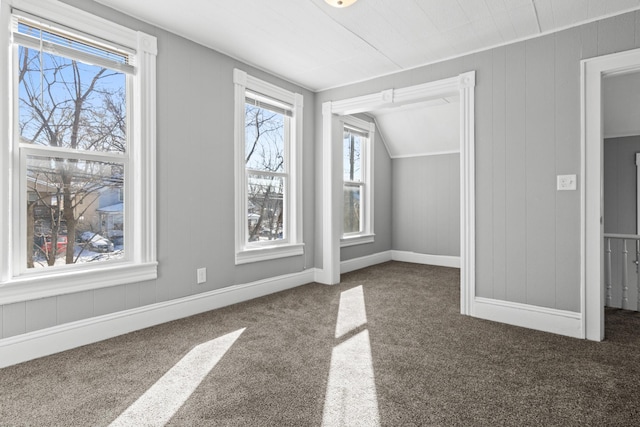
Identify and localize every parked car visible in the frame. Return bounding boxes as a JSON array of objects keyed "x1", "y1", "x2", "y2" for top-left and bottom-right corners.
[
  {"x1": 79, "y1": 231, "x2": 114, "y2": 252},
  {"x1": 34, "y1": 234, "x2": 68, "y2": 255}
]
